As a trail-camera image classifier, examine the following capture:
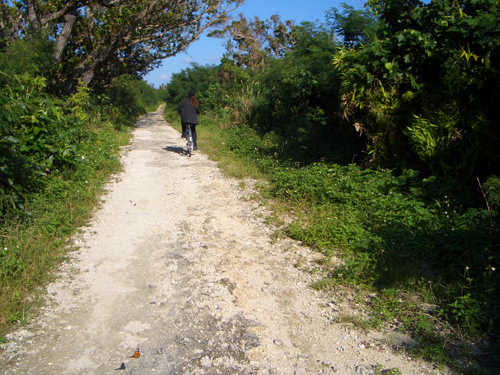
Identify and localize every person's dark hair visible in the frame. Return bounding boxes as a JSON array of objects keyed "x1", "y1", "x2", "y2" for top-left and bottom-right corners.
[{"x1": 188, "y1": 90, "x2": 199, "y2": 108}]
